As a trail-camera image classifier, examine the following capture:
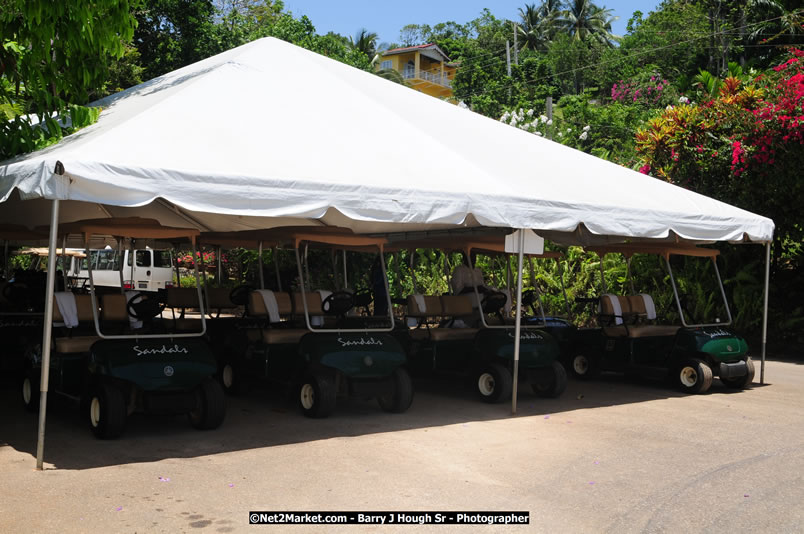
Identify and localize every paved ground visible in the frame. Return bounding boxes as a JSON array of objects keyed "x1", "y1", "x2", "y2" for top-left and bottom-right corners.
[{"x1": 2, "y1": 358, "x2": 803, "y2": 534}]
